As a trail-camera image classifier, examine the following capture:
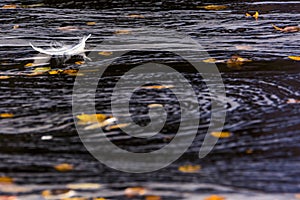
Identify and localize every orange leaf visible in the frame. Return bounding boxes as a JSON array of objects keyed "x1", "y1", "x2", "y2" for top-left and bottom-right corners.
[
  {"x1": 288, "y1": 56, "x2": 300, "y2": 61},
  {"x1": 145, "y1": 196, "x2": 161, "y2": 200},
  {"x1": 0, "y1": 76, "x2": 10, "y2": 79},
  {"x1": 2, "y1": 5, "x2": 17, "y2": 9},
  {"x1": 124, "y1": 187, "x2": 147, "y2": 198},
  {"x1": 204, "y1": 195, "x2": 226, "y2": 200},
  {"x1": 178, "y1": 165, "x2": 201, "y2": 173},
  {"x1": 54, "y1": 163, "x2": 74, "y2": 172},
  {"x1": 75, "y1": 61, "x2": 85, "y2": 65},
  {"x1": 0, "y1": 113, "x2": 14, "y2": 118},
  {"x1": 25, "y1": 63, "x2": 34, "y2": 67},
  {"x1": 141, "y1": 85, "x2": 174, "y2": 90},
  {"x1": 0, "y1": 177, "x2": 13, "y2": 184},
  {"x1": 210, "y1": 131, "x2": 231, "y2": 138}
]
